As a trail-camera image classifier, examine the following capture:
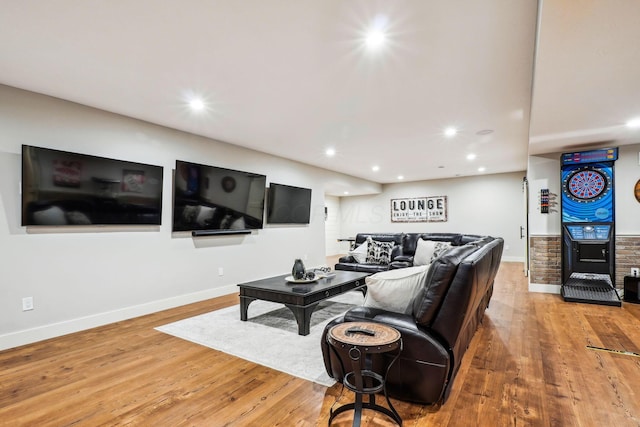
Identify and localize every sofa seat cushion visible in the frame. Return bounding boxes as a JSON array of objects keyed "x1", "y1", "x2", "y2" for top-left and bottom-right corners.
[
  {"x1": 335, "y1": 262, "x2": 389, "y2": 273},
  {"x1": 363, "y1": 265, "x2": 430, "y2": 314}
]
